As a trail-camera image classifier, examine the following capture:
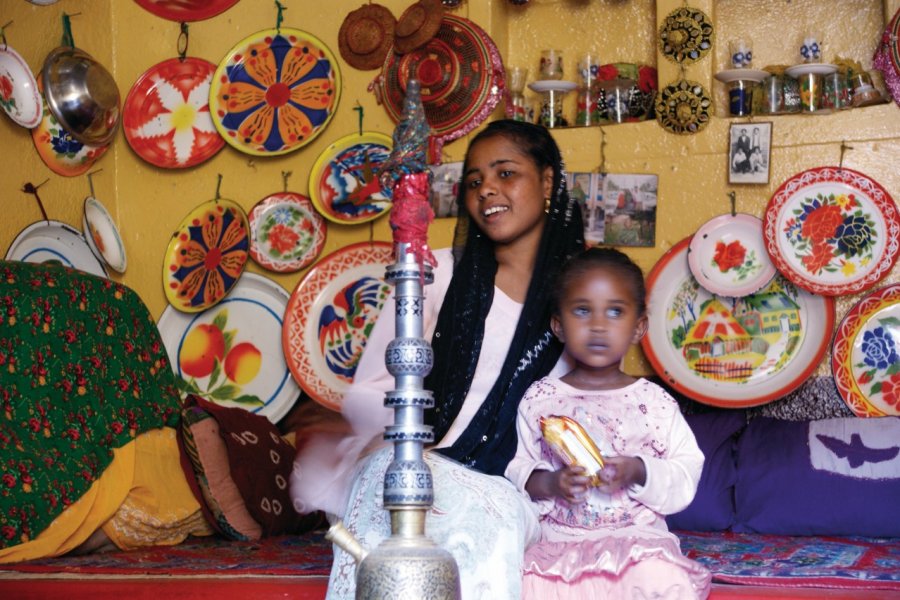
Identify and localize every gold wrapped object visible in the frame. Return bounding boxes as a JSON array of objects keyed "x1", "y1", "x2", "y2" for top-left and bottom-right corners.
[{"x1": 540, "y1": 415, "x2": 605, "y2": 486}]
